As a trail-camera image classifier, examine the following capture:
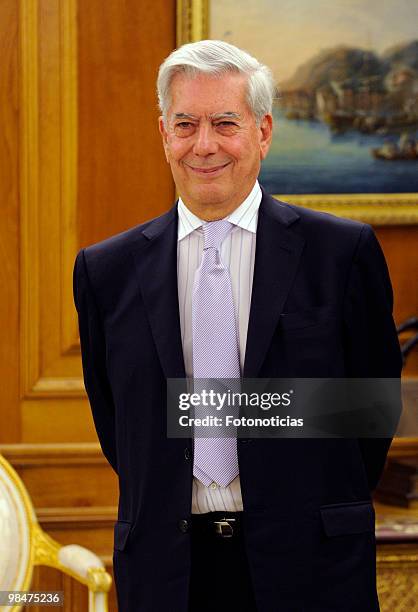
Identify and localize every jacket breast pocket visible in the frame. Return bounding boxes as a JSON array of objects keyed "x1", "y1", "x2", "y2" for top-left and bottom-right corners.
[
  {"x1": 114, "y1": 519, "x2": 132, "y2": 552},
  {"x1": 320, "y1": 500, "x2": 375, "y2": 537},
  {"x1": 280, "y1": 305, "x2": 339, "y2": 332}
]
